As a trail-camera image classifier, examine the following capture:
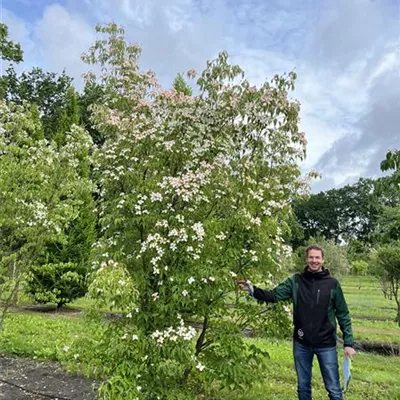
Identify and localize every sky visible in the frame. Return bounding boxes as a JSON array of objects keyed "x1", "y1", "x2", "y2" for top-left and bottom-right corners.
[{"x1": 1, "y1": 0, "x2": 400, "y2": 192}]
